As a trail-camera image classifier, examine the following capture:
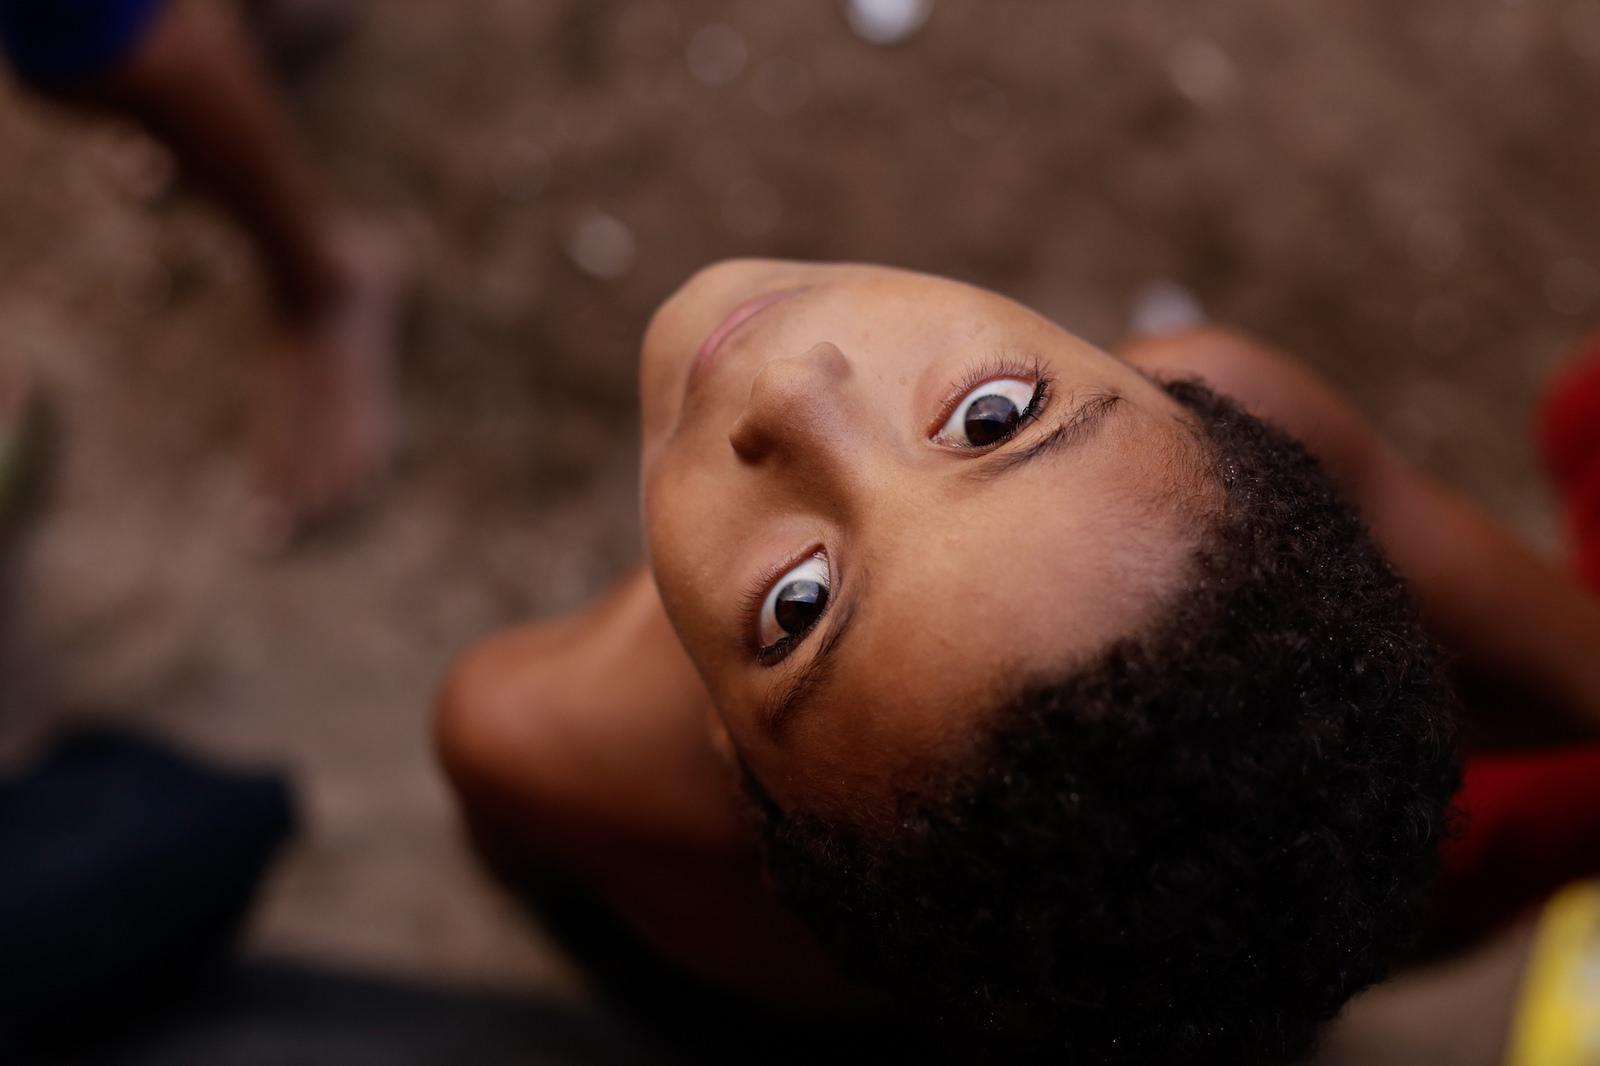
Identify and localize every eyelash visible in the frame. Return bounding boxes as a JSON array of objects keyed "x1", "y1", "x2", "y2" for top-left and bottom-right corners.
[
  {"x1": 739, "y1": 550, "x2": 830, "y2": 667},
  {"x1": 930, "y1": 353, "x2": 1053, "y2": 447},
  {"x1": 755, "y1": 631, "x2": 808, "y2": 667}
]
